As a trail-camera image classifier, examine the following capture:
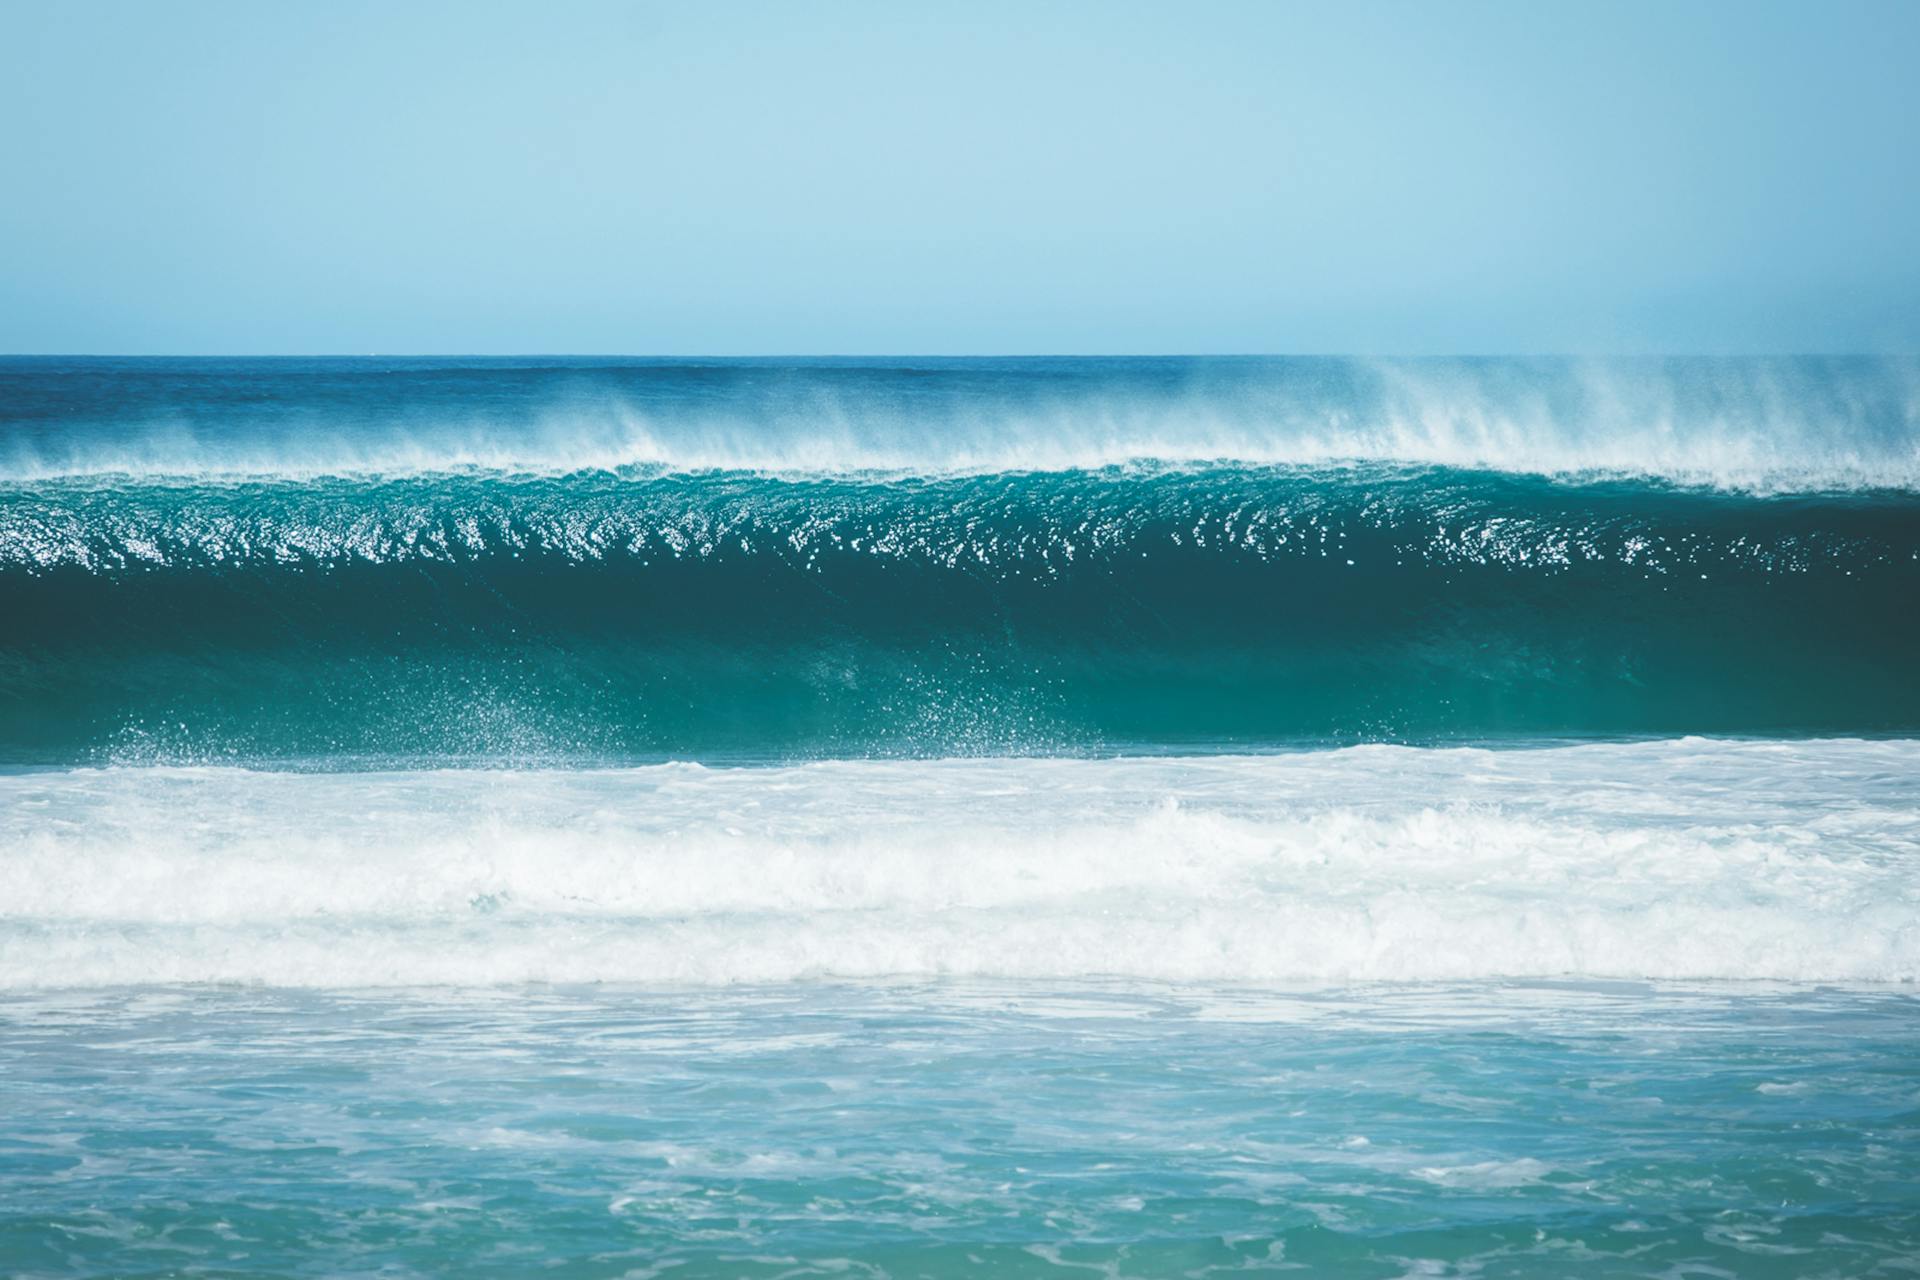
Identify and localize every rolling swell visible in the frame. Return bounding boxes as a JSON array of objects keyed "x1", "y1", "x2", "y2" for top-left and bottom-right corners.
[{"x1": 3, "y1": 465, "x2": 1917, "y2": 763}]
